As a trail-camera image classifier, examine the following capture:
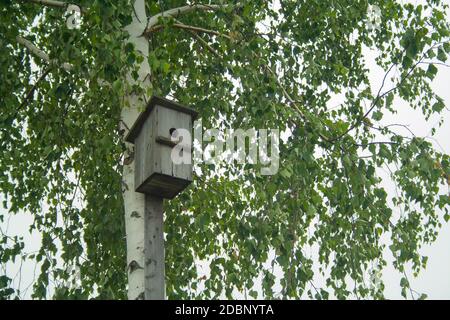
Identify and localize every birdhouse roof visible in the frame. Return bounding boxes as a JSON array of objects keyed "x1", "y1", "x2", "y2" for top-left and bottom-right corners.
[{"x1": 125, "y1": 96, "x2": 198, "y2": 143}]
